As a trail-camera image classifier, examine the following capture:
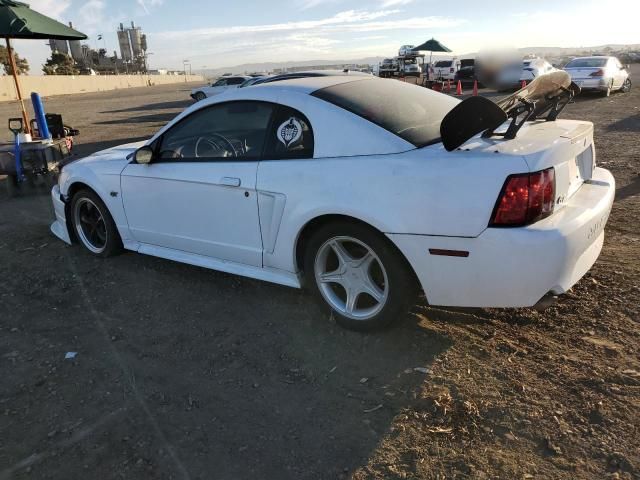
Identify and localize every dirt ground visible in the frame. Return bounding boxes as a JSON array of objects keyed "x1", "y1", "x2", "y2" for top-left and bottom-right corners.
[{"x1": 0, "y1": 72, "x2": 638, "y2": 480}]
